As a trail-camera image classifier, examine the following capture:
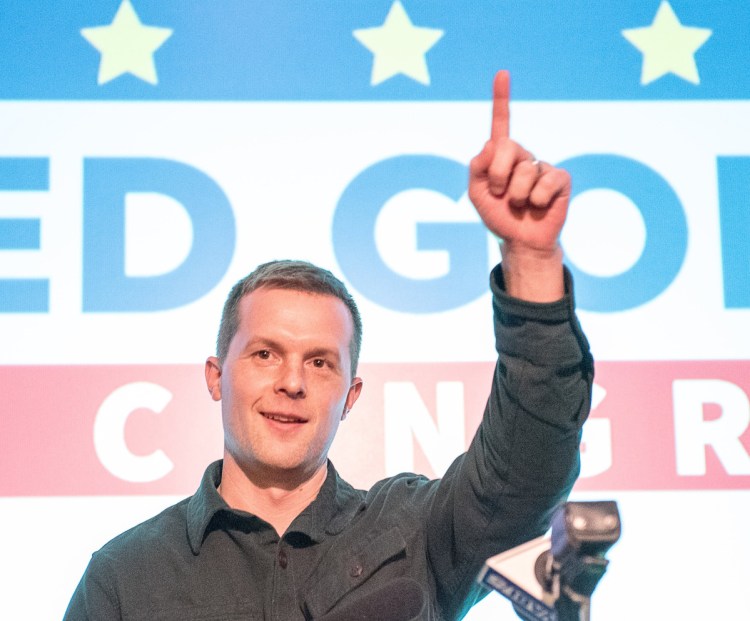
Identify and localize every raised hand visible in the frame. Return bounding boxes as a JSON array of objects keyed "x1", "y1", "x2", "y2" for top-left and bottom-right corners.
[{"x1": 468, "y1": 70, "x2": 570, "y2": 300}]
